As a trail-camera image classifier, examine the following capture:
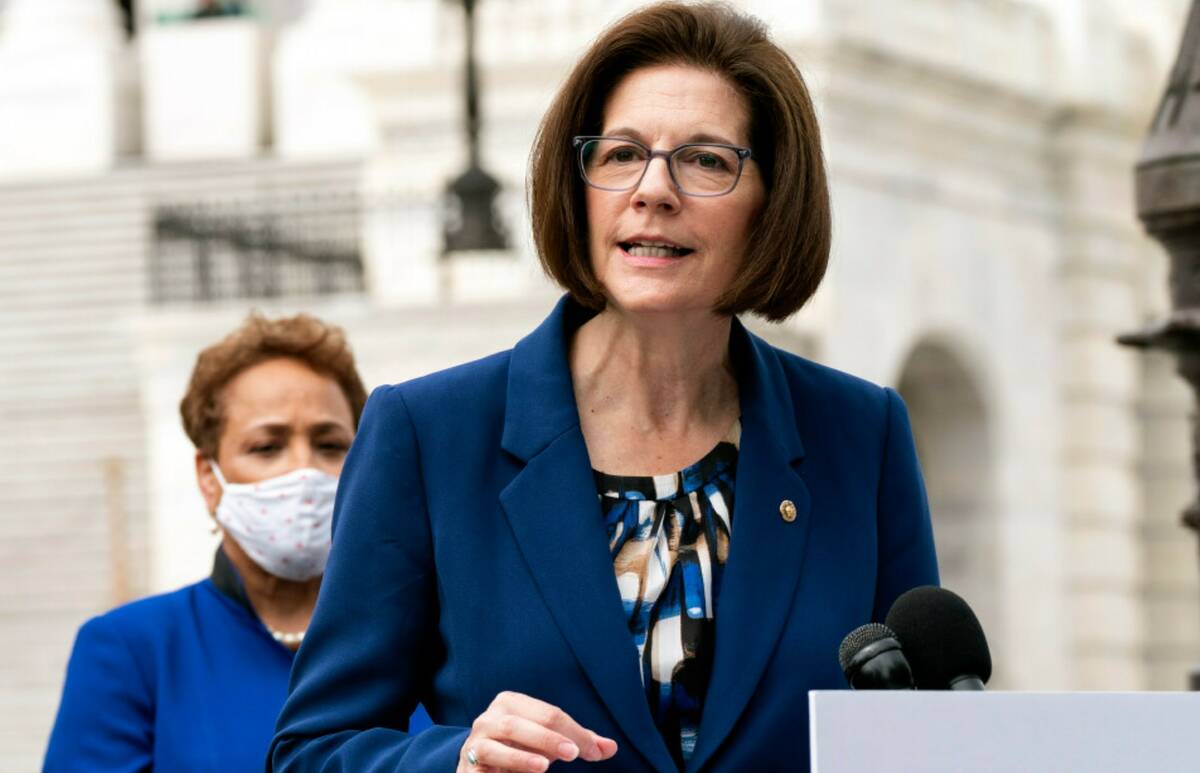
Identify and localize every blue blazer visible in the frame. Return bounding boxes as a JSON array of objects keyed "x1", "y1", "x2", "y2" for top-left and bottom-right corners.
[
  {"x1": 44, "y1": 579, "x2": 297, "y2": 772},
  {"x1": 270, "y1": 296, "x2": 938, "y2": 772}
]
